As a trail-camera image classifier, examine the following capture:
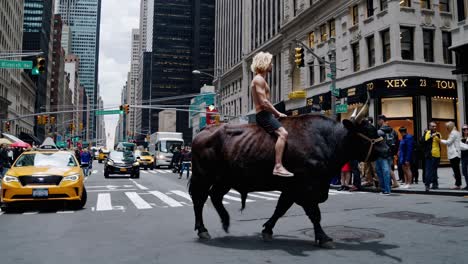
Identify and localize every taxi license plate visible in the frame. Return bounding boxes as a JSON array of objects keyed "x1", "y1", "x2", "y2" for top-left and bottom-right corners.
[
  {"x1": 120, "y1": 168, "x2": 127, "y2": 172},
  {"x1": 142, "y1": 162, "x2": 147, "y2": 165},
  {"x1": 32, "y1": 188, "x2": 48, "y2": 198}
]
